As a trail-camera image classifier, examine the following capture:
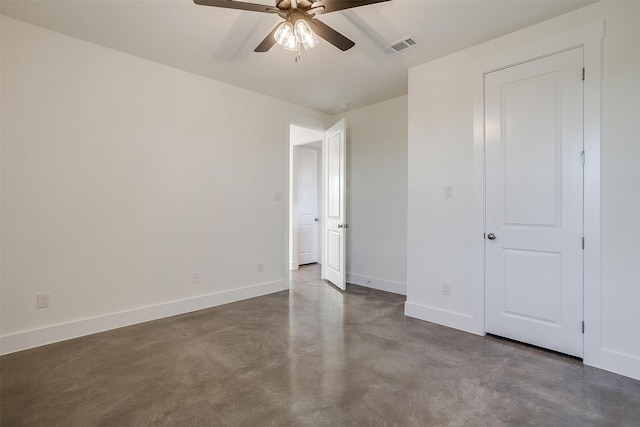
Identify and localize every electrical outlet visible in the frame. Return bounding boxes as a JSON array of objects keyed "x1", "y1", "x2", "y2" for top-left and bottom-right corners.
[
  {"x1": 442, "y1": 283, "x2": 451, "y2": 296},
  {"x1": 37, "y1": 293, "x2": 50, "y2": 309},
  {"x1": 273, "y1": 192, "x2": 282, "y2": 202},
  {"x1": 444, "y1": 186, "x2": 454, "y2": 199},
  {"x1": 191, "y1": 271, "x2": 200, "y2": 284},
  {"x1": 257, "y1": 263, "x2": 264, "y2": 273}
]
